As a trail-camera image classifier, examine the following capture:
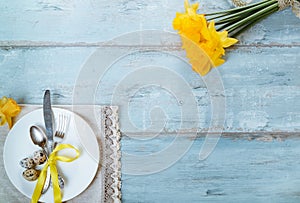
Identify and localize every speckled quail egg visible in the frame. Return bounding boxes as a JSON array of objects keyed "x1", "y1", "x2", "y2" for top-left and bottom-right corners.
[
  {"x1": 22, "y1": 168, "x2": 40, "y2": 181},
  {"x1": 19, "y1": 157, "x2": 36, "y2": 169},
  {"x1": 33, "y1": 150, "x2": 47, "y2": 165}
]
